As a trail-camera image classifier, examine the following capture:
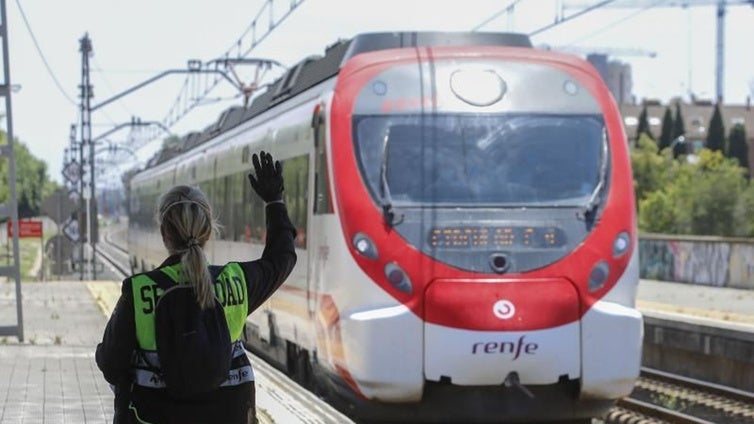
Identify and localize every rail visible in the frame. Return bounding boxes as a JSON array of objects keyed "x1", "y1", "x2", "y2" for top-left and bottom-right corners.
[{"x1": 606, "y1": 367, "x2": 754, "y2": 424}]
